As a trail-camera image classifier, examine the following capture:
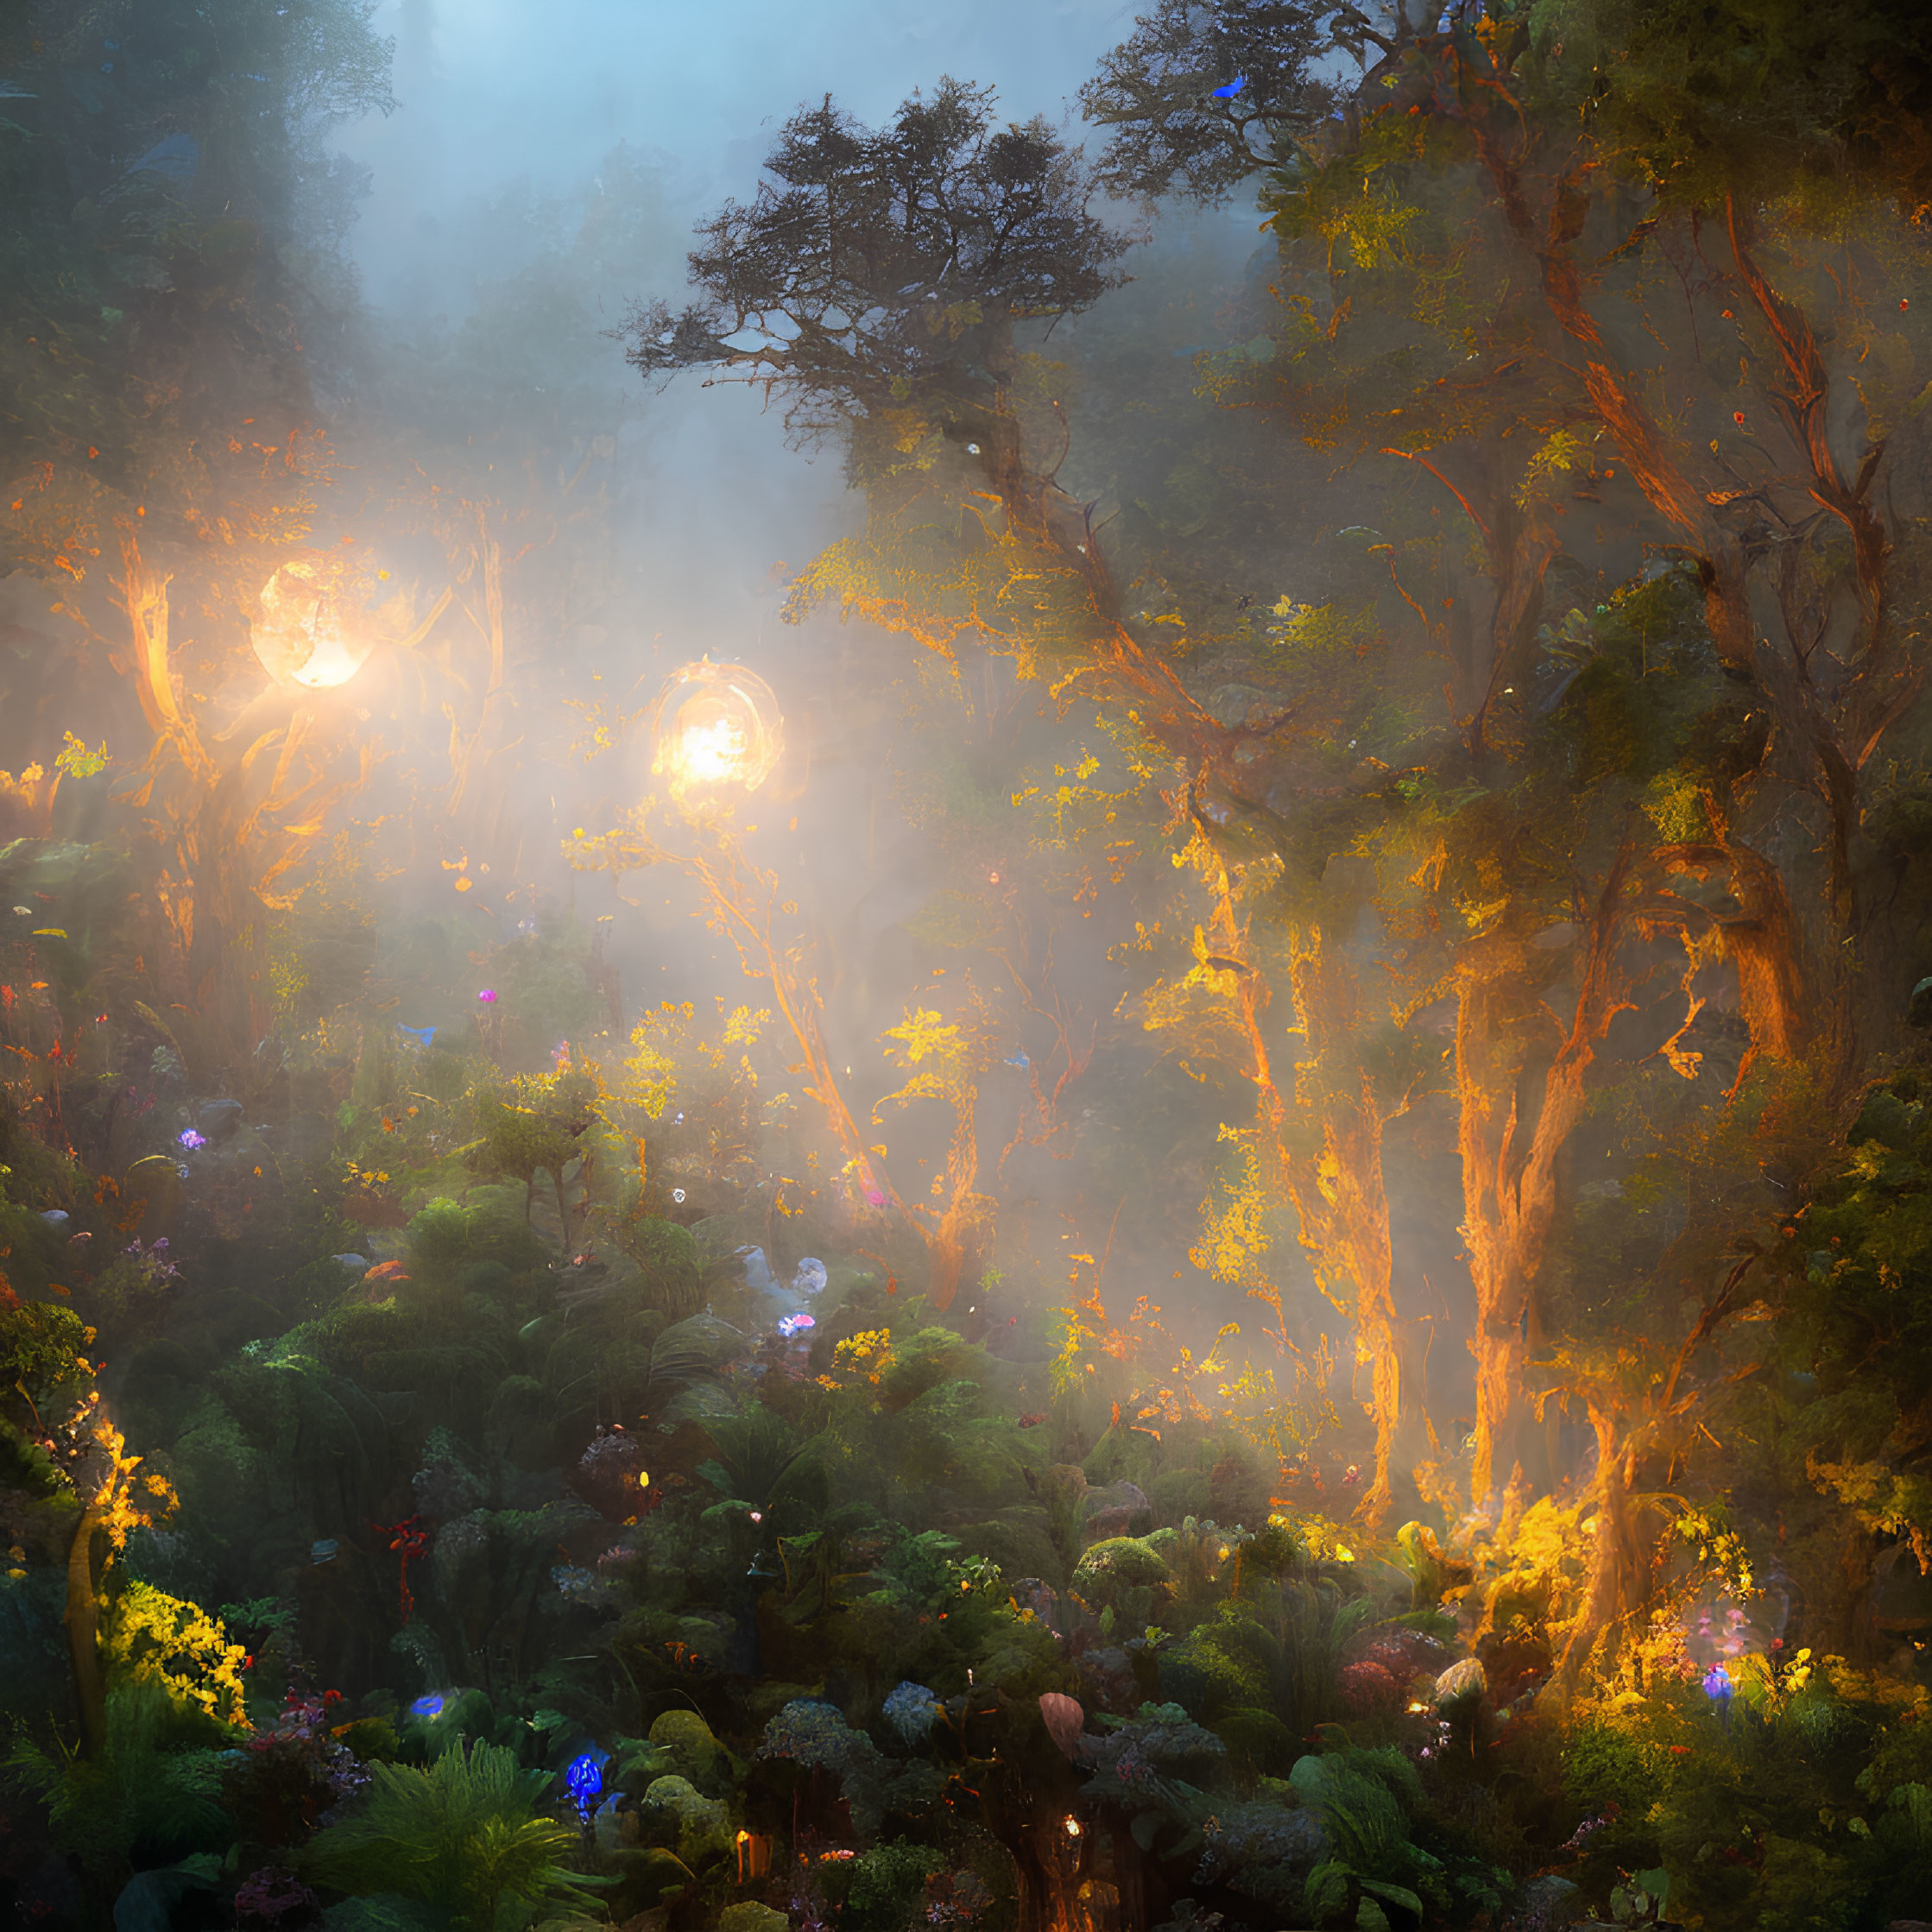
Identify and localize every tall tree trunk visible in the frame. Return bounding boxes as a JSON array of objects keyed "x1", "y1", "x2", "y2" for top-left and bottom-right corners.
[
  {"x1": 64, "y1": 1505, "x2": 106, "y2": 1754},
  {"x1": 1459, "y1": 852, "x2": 1635, "y2": 1506},
  {"x1": 1285, "y1": 928, "x2": 1407, "y2": 1529}
]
